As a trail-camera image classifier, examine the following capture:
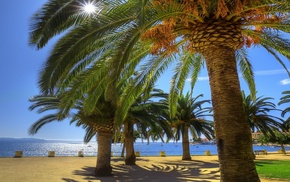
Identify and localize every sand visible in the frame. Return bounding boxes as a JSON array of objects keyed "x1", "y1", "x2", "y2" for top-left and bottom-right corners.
[{"x1": 0, "y1": 154, "x2": 289, "y2": 182}]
